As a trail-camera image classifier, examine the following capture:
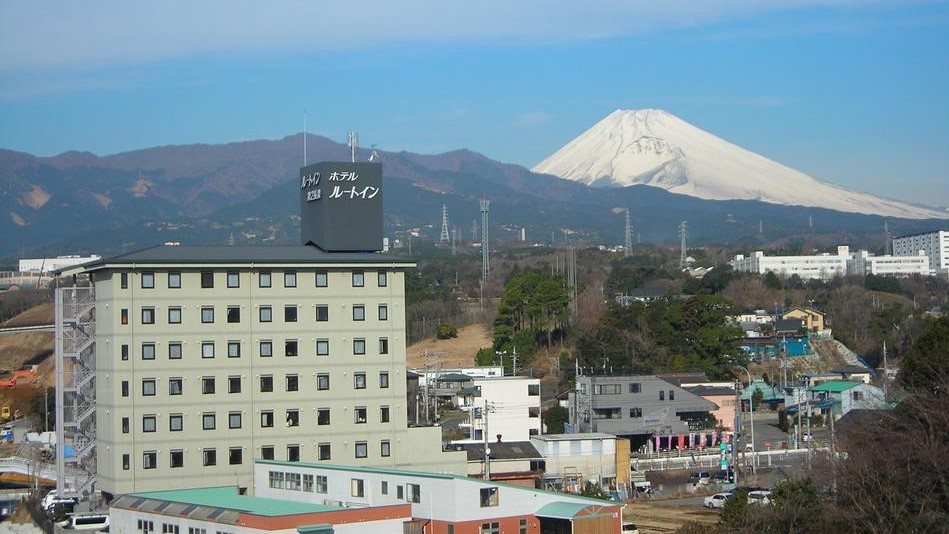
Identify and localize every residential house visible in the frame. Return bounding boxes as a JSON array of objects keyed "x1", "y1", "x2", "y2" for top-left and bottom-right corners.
[
  {"x1": 809, "y1": 381, "x2": 886, "y2": 420},
  {"x1": 782, "y1": 307, "x2": 826, "y2": 332},
  {"x1": 529, "y1": 433, "x2": 630, "y2": 496}
]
